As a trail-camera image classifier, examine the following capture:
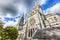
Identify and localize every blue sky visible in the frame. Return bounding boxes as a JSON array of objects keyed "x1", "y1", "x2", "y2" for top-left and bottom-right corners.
[
  {"x1": 41, "y1": 0, "x2": 60, "y2": 10},
  {"x1": 0, "y1": 0, "x2": 60, "y2": 26}
]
